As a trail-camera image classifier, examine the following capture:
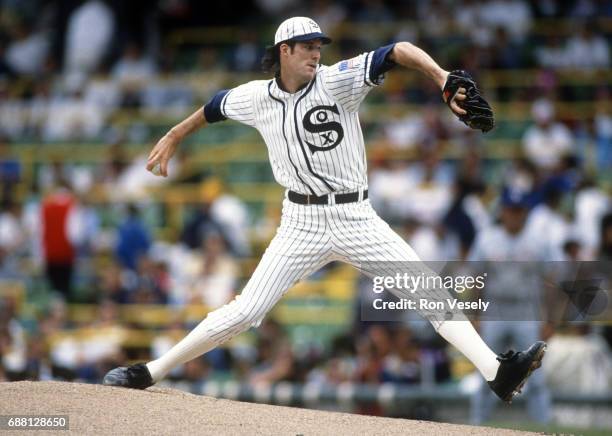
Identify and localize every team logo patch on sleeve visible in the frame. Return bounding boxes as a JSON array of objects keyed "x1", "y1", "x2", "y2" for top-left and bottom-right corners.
[{"x1": 338, "y1": 59, "x2": 356, "y2": 71}]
